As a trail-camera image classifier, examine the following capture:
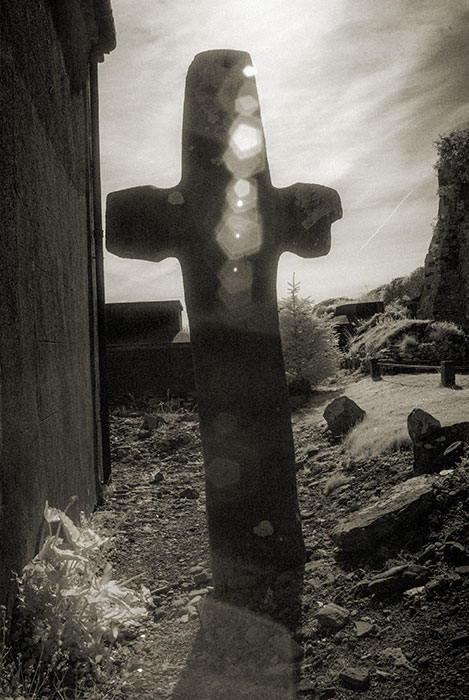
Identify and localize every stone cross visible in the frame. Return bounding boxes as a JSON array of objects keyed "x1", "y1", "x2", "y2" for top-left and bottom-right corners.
[{"x1": 106, "y1": 50, "x2": 342, "y2": 602}]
